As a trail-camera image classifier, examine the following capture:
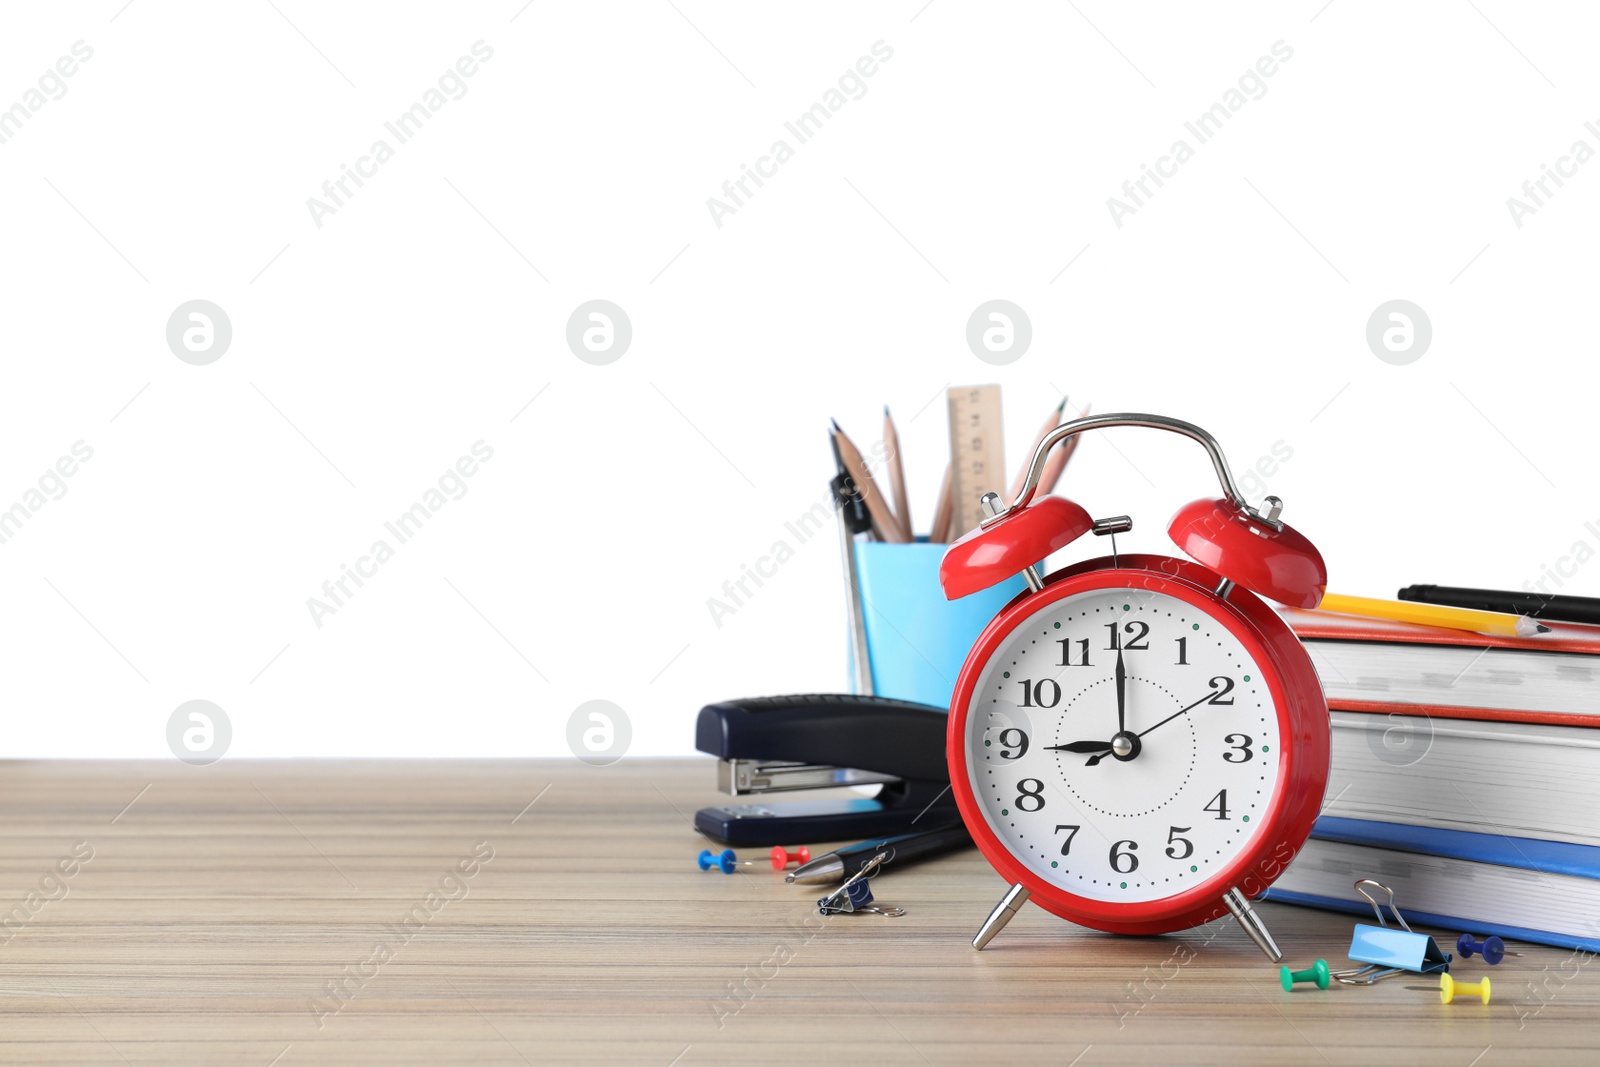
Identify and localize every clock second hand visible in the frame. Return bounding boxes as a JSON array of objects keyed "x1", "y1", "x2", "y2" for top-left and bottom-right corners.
[
  {"x1": 1133, "y1": 690, "x2": 1219, "y2": 741},
  {"x1": 1049, "y1": 688, "x2": 1221, "y2": 764}
]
